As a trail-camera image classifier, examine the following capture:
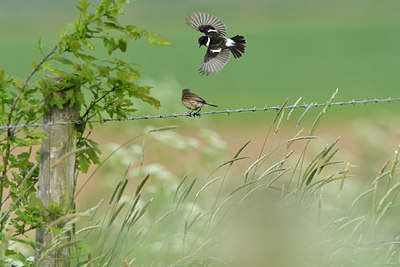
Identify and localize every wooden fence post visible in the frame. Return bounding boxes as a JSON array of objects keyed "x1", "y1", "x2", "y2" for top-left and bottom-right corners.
[{"x1": 35, "y1": 103, "x2": 78, "y2": 266}]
